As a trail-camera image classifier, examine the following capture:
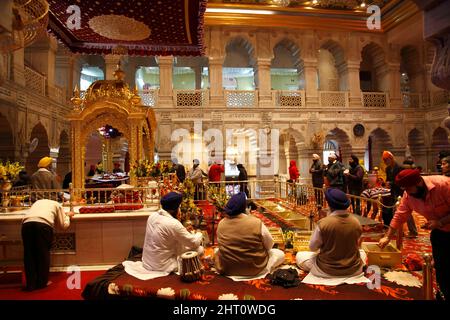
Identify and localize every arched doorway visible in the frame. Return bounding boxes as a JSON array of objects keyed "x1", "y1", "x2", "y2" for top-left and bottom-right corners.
[
  {"x1": 367, "y1": 128, "x2": 393, "y2": 170},
  {"x1": 26, "y1": 123, "x2": 50, "y2": 174},
  {"x1": 279, "y1": 132, "x2": 299, "y2": 176},
  {"x1": 407, "y1": 128, "x2": 426, "y2": 170},
  {"x1": 223, "y1": 37, "x2": 256, "y2": 90},
  {"x1": 431, "y1": 127, "x2": 450, "y2": 171},
  {"x1": 360, "y1": 42, "x2": 388, "y2": 92},
  {"x1": 318, "y1": 40, "x2": 347, "y2": 91},
  {"x1": 324, "y1": 128, "x2": 352, "y2": 162},
  {"x1": 271, "y1": 39, "x2": 304, "y2": 90},
  {"x1": 0, "y1": 111, "x2": 14, "y2": 162}
]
